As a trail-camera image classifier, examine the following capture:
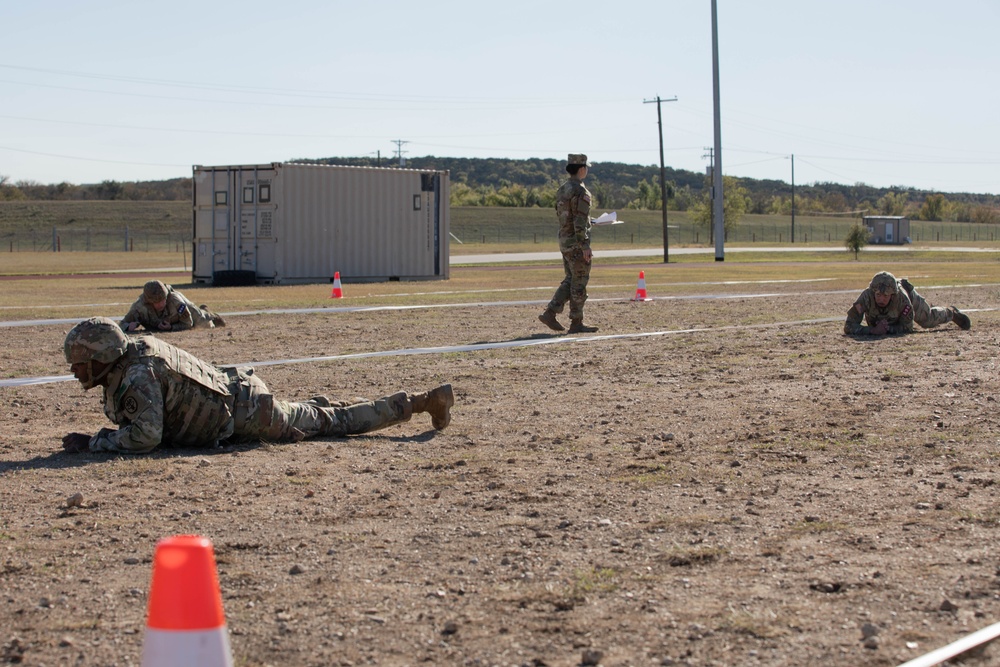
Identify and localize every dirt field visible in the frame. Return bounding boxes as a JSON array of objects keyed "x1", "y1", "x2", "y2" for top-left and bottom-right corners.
[{"x1": 2, "y1": 273, "x2": 1000, "y2": 667}]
